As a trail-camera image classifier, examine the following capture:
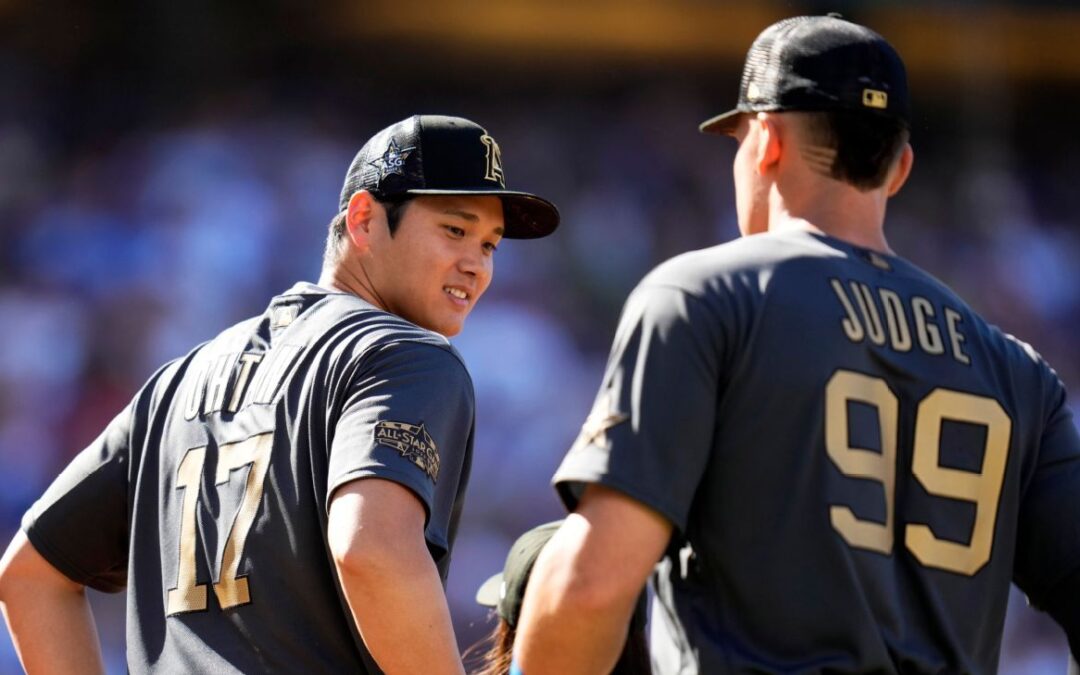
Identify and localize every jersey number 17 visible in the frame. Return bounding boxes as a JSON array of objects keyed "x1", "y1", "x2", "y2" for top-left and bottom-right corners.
[{"x1": 166, "y1": 432, "x2": 274, "y2": 615}]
